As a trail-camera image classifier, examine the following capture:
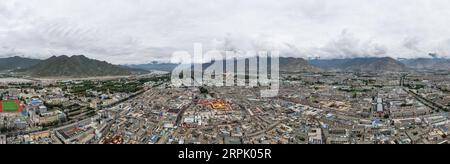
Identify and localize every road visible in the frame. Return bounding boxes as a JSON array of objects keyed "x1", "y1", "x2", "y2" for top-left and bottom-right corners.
[
  {"x1": 175, "y1": 102, "x2": 194, "y2": 126},
  {"x1": 403, "y1": 87, "x2": 449, "y2": 112}
]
